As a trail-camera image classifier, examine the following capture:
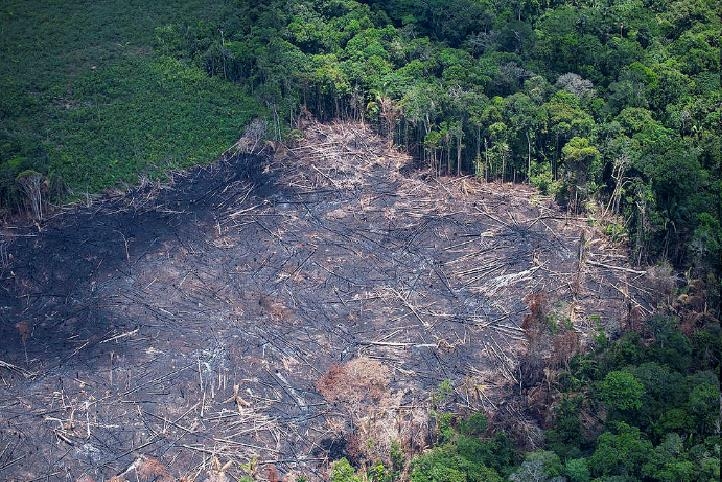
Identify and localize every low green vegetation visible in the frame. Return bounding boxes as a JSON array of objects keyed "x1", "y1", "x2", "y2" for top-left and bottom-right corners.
[
  {"x1": 0, "y1": 0, "x2": 258, "y2": 206},
  {"x1": 49, "y1": 56, "x2": 256, "y2": 193}
]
